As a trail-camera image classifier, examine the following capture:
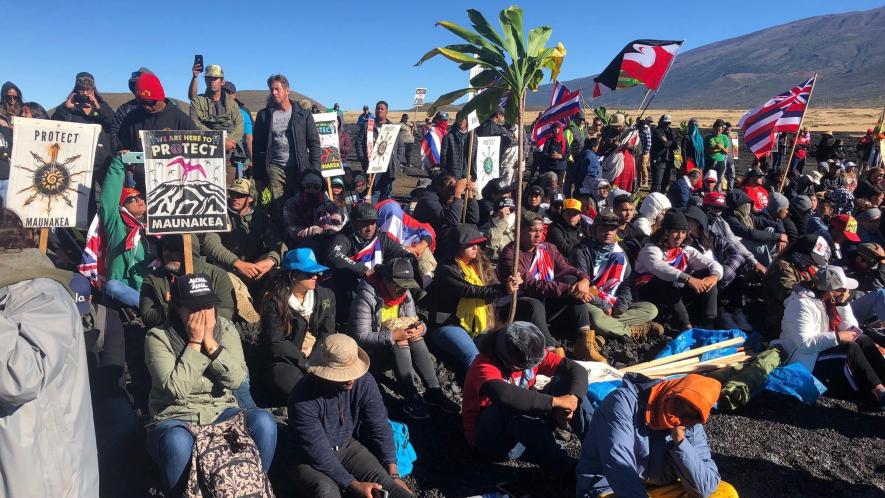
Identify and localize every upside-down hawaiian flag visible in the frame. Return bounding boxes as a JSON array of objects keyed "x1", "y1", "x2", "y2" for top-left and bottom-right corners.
[
  {"x1": 592, "y1": 40, "x2": 683, "y2": 98},
  {"x1": 531, "y1": 81, "x2": 582, "y2": 148},
  {"x1": 78, "y1": 214, "x2": 107, "y2": 288},
  {"x1": 376, "y1": 199, "x2": 437, "y2": 252},
  {"x1": 420, "y1": 120, "x2": 447, "y2": 169},
  {"x1": 738, "y1": 75, "x2": 816, "y2": 158}
]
